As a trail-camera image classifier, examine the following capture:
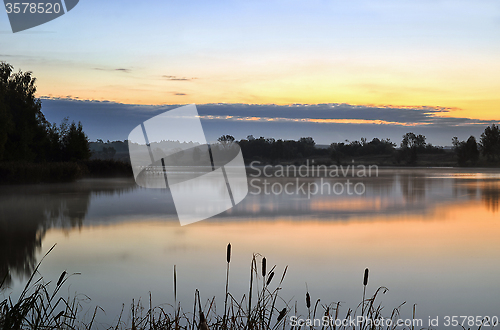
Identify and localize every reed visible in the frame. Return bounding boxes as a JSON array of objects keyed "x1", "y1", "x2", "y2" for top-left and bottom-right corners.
[
  {"x1": 306, "y1": 283, "x2": 311, "y2": 322},
  {"x1": 362, "y1": 268, "x2": 369, "y2": 316},
  {"x1": 1, "y1": 245, "x2": 425, "y2": 330},
  {"x1": 223, "y1": 243, "x2": 231, "y2": 329},
  {"x1": 247, "y1": 254, "x2": 256, "y2": 319},
  {"x1": 174, "y1": 265, "x2": 179, "y2": 330}
]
